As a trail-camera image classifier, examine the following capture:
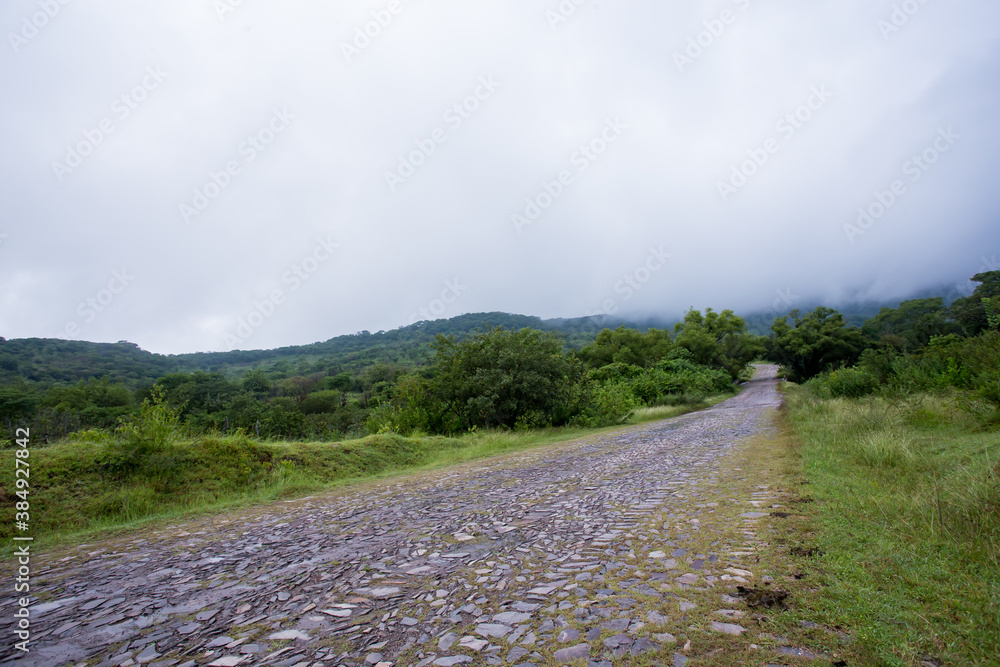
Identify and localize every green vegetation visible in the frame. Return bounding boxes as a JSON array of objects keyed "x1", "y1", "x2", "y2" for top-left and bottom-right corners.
[
  {"x1": 2, "y1": 307, "x2": 763, "y2": 443},
  {"x1": 785, "y1": 389, "x2": 999, "y2": 665},
  {"x1": 771, "y1": 281, "x2": 1000, "y2": 664}
]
